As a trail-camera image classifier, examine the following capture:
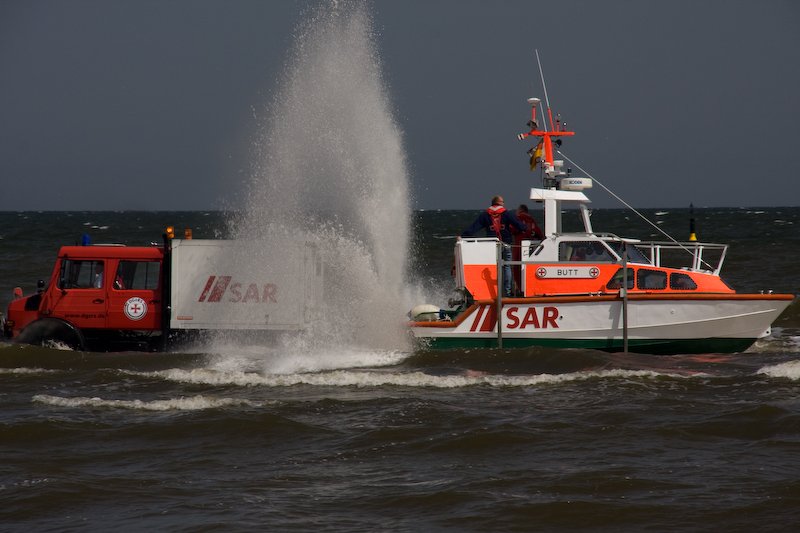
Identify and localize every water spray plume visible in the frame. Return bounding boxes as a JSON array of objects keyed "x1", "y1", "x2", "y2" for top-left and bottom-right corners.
[{"x1": 230, "y1": 1, "x2": 413, "y2": 352}]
